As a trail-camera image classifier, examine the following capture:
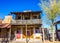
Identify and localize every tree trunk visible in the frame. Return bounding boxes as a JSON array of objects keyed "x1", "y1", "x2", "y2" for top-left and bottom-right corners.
[
  {"x1": 51, "y1": 21, "x2": 55, "y2": 43},
  {"x1": 42, "y1": 28, "x2": 45, "y2": 42},
  {"x1": 52, "y1": 26, "x2": 55, "y2": 42}
]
